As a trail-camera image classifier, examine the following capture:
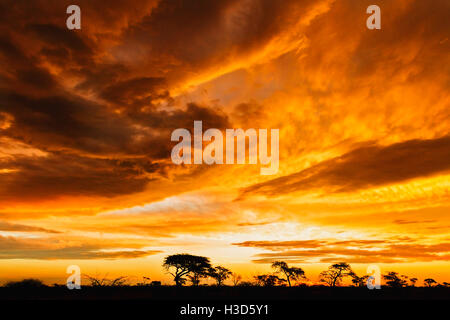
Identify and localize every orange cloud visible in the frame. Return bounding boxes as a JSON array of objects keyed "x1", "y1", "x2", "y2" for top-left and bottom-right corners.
[{"x1": 234, "y1": 239, "x2": 450, "y2": 264}]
